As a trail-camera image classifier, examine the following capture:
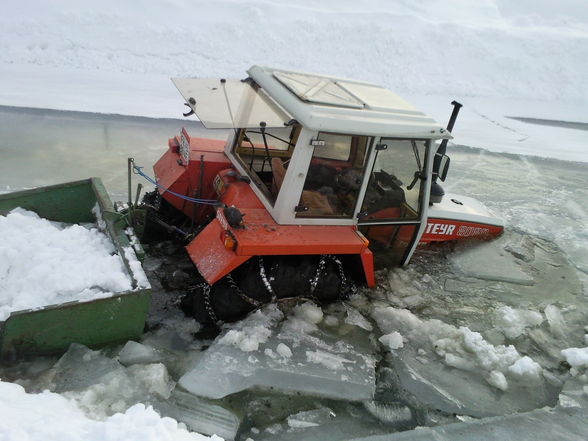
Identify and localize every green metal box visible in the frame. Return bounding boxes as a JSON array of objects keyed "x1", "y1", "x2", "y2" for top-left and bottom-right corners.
[{"x1": 0, "y1": 178, "x2": 151, "y2": 360}]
